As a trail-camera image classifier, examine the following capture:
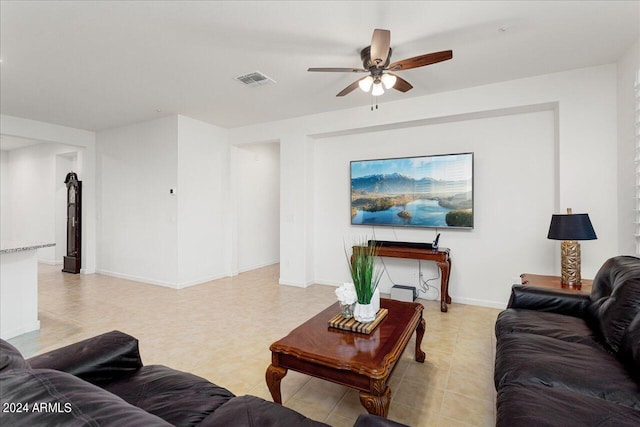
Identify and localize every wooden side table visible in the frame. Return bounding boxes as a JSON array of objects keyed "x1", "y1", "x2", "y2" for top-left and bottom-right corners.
[{"x1": 520, "y1": 273, "x2": 593, "y2": 294}]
